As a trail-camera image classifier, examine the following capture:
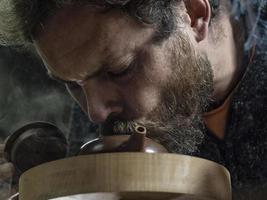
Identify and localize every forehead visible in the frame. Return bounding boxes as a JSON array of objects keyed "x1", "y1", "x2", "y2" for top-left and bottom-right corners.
[{"x1": 34, "y1": 6, "x2": 155, "y2": 81}]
